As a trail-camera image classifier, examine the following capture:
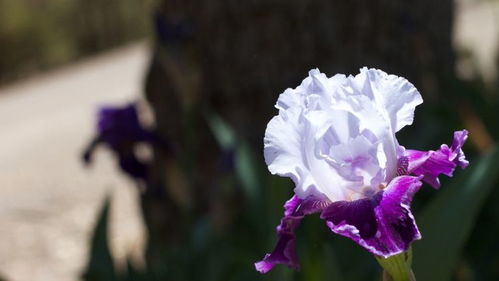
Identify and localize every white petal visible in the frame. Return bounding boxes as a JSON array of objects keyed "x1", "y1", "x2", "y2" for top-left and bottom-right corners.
[
  {"x1": 354, "y1": 68, "x2": 423, "y2": 132},
  {"x1": 264, "y1": 107, "x2": 352, "y2": 201},
  {"x1": 264, "y1": 107, "x2": 304, "y2": 179},
  {"x1": 264, "y1": 107, "x2": 323, "y2": 199},
  {"x1": 276, "y1": 88, "x2": 302, "y2": 111},
  {"x1": 264, "y1": 68, "x2": 422, "y2": 203}
]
